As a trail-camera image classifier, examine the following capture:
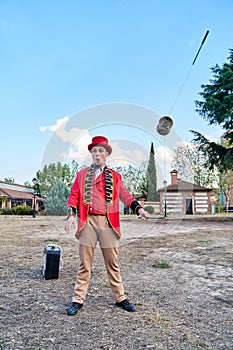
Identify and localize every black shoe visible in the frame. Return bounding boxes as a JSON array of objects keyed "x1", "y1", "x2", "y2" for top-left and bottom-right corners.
[
  {"x1": 115, "y1": 299, "x2": 136, "y2": 312},
  {"x1": 66, "y1": 302, "x2": 83, "y2": 316}
]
